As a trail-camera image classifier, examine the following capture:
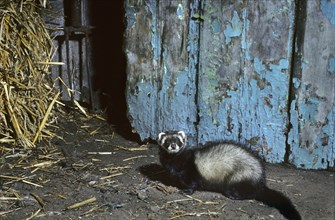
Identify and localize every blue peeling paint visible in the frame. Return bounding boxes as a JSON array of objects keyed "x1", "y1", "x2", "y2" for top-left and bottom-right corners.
[
  {"x1": 328, "y1": 54, "x2": 335, "y2": 74},
  {"x1": 198, "y1": 3, "x2": 294, "y2": 163},
  {"x1": 241, "y1": 9, "x2": 251, "y2": 61},
  {"x1": 158, "y1": 69, "x2": 197, "y2": 144},
  {"x1": 288, "y1": 82, "x2": 335, "y2": 169},
  {"x1": 297, "y1": 84, "x2": 320, "y2": 122},
  {"x1": 128, "y1": 69, "x2": 197, "y2": 144},
  {"x1": 212, "y1": 19, "x2": 220, "y2": 33},
  {"x1": 127, "y1": 0, "x2": 200, "y2": 144},
  {"x1": 320, "y1": 0, "x2": 335, "y2": 26},
  {"x1": 199, "y1": 57, "x2": 290, "y2": 163},
  {"x1": 146, "y1": 0, "x2": 161, "y2": 61},
  {"x1": 127, "y1": 81, "x2": 158, "y2": 140},
  {"x1": 316, "y1": 106, "x2": 335, "y2": 168},
  {"x1": 287, "y1": 99, "x2": 299, "y2": 161},
  {"x1": 289, "y1": 103, "x2": 335, "y2": 169},
  {"x1": 224, "y1": 11, "x2": 242, "y2": 44},
  {"x1": 300, "y1": 98, "x2": 320, "y2": 121}
]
